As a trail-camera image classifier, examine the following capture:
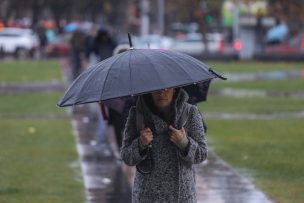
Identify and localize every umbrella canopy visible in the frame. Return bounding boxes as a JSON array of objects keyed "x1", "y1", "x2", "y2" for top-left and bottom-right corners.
[
  {"x1": 266, "y1": 23, "x2": 288, "y2": 43},
  {"x1": 101, "y1": 80, "x2": 211, "y2": 115},
  {"x1": 63, "y1": 22, "x2": 79, "y2": 33},
  {"x1": 58, "y1": 48, "x2": 225, "y2": 107}
]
